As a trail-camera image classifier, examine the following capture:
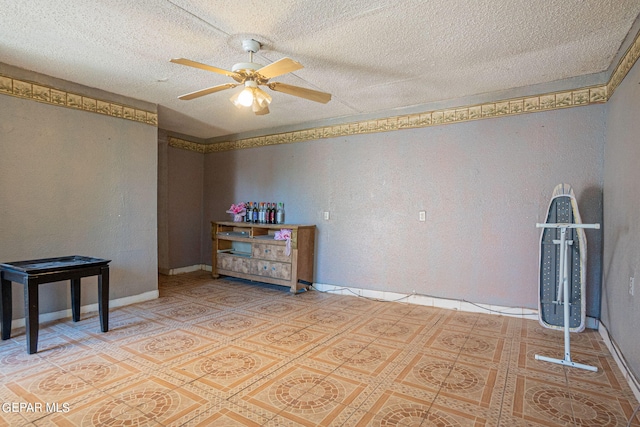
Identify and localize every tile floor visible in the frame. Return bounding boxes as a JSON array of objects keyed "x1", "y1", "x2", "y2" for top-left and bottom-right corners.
[{"x1": 0, "y1": 271, "x2": 639, "y2": 426}]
